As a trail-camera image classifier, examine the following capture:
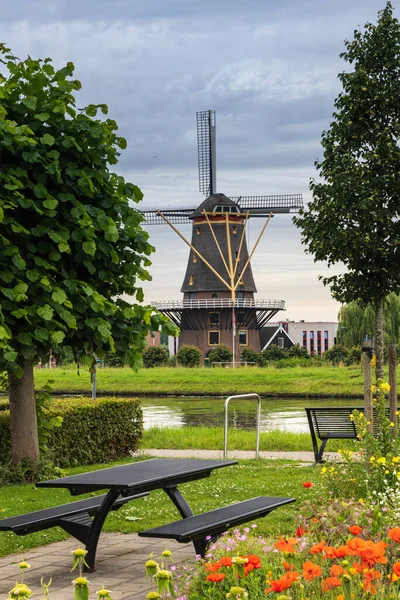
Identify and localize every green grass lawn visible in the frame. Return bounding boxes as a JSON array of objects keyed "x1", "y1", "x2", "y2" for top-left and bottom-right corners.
[
  {"x1": 31, "y1": 364, "x2": 383, "y2": 397},
  {"x1": 0, "y1": 456, "x2": 319, "y2": 558},
  {"x1": 142, "y1": 426, "x2": 356, "y2": 453}
]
